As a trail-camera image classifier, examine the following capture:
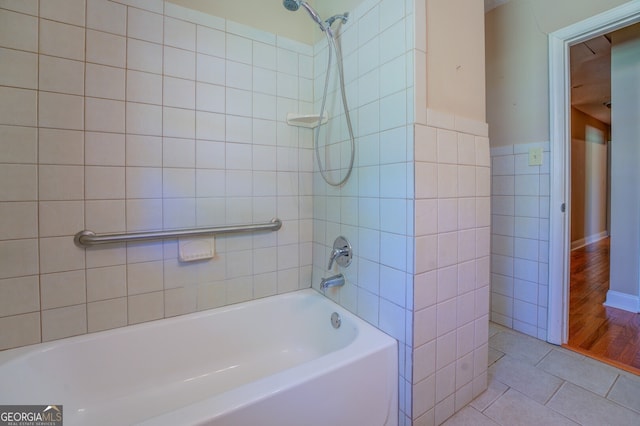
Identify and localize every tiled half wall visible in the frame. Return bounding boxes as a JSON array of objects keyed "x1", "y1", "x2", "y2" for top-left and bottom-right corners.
[{"x1": 490, "y1": 142, "x2": 551, "y2": 340}]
